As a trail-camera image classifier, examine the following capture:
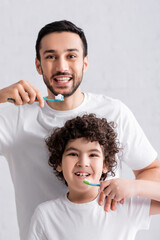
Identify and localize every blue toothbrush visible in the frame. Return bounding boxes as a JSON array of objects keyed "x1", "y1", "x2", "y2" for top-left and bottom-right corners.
[
  {"x1": 8, "y1": 96, "x2": 64, "y2": 102},
  {"x1": 83, "y1": 179, "x2": 100, "y2": 187}
]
